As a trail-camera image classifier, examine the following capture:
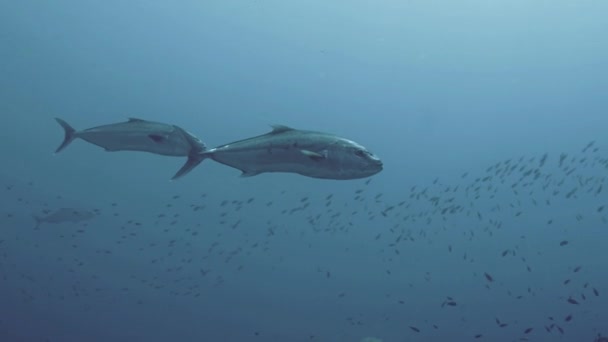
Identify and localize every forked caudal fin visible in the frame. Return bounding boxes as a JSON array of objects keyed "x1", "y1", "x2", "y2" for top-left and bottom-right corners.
[
  {"x1": 32, "y1": 215, "x2": 42, "y2": 229},
  {"x1": 171, "y1": 152, "x2": 210, "y2": 180},
  {"x1": 54, "y1": 118, "x2": 77, "y2": 153}
]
